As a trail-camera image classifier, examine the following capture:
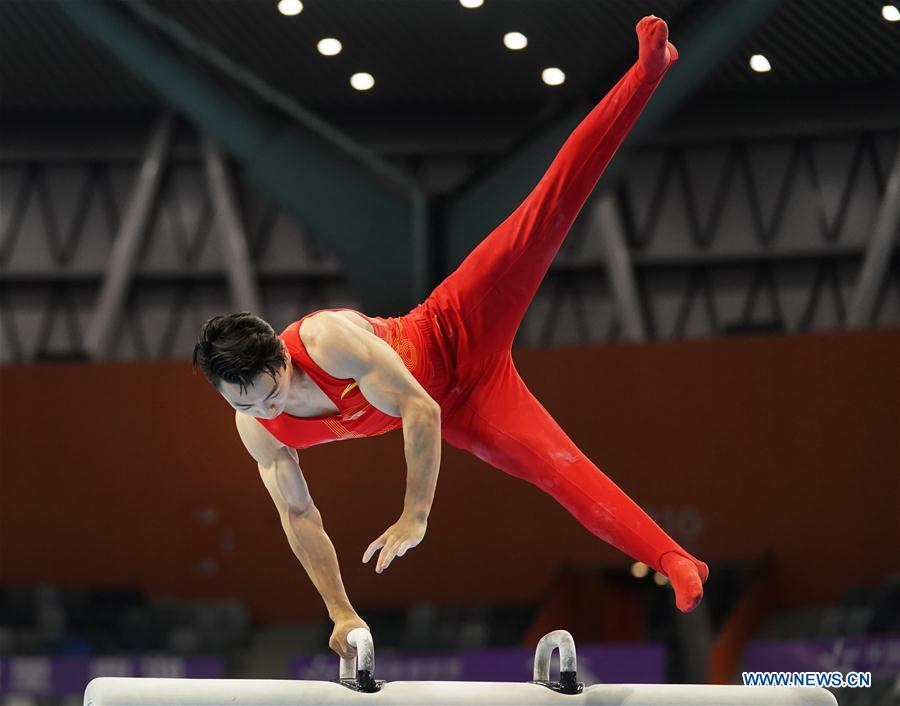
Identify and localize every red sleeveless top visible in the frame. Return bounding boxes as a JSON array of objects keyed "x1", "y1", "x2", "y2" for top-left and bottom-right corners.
[{"x1": 257, "y1": 307, "x2": 453, "y2": 449}]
